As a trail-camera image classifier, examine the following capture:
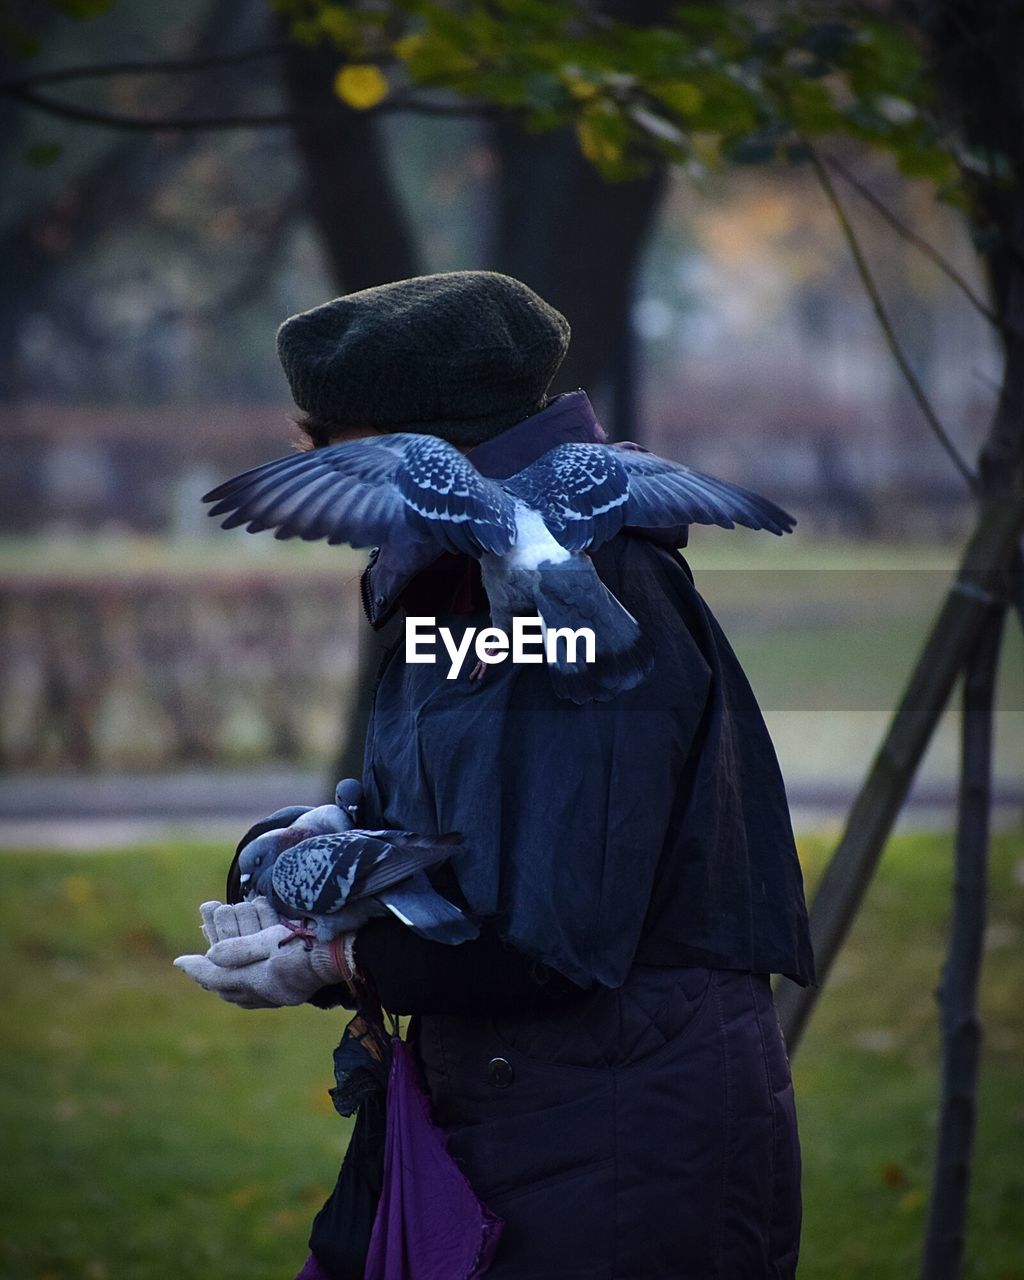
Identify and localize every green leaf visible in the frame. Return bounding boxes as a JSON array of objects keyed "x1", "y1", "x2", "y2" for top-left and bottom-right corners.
[
  {"x1": 846, "y1": 20, "x2": 924, "y2": 98},
  {"x1": 784, "y1": 78, "x2": 840, "y2": 133},
  {"x1": 575, "y1": 101, "x2": 630, "y2": 176},
  {"x1": 893, "y1": 140, "x2": 957, "y2": 184},
  {"x1": 394, "y1": 29, "x2": 477, "y2": 81},
  {"x1": 317, "y1": 5, "x2": 354, "y2": 43}
]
